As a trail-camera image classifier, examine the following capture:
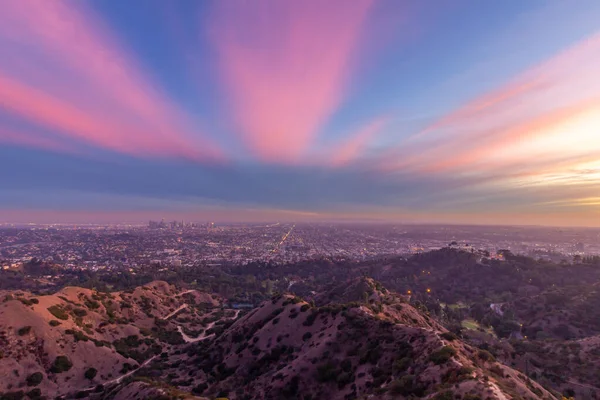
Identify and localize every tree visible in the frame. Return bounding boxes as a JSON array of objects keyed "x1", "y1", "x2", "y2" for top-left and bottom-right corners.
[
  {"x1": 26, "y1": 372, "x2": 43, "y2": 386},
  {"x1": 26, "y1": 388, "x2": 42, "y2": 399},
  {"x1": 429, "y1": 346, "x2": 456, "y2": 365},
  {"x1": 17, "y1": 326, "x2": 32, "y2": 336},
  {"x1": 50, "y1": 356, "x2": 73, "y2": 373},
  {"x1": 85, "y1": 367, "x2": 97, "y2": 380},
  {"x1": 390, "y1": 375, "x2": 416, "y2": 395},
  {"x1": 265, "y1": 280, "x2": 274, "y2": 295}
]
